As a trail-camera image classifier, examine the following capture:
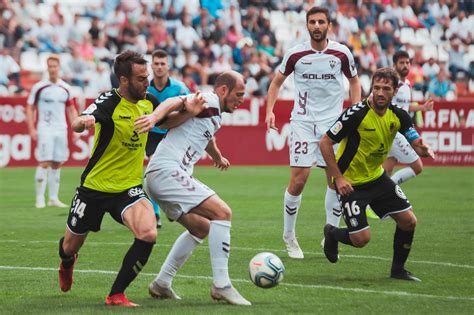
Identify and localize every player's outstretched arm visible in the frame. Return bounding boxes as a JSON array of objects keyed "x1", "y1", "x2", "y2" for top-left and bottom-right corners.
[
  {"x1": 265, "y1": 71, "x2": 287, "y2": 131},
  {"x1": 72, "y1": 115, "x2": 96, "y2": 133},
  {"x1": 411, "y1": 138, "x2": 435, "y2": 159},
  {"x1": 159, "y1": 91, "x2": 208, "y2": 129},
  {"x1": 320, "y1": 135, "x2": 353, "y2": 196},
  {"x1": 205, "y1": 137, "x2": 230, "y2": 171},
  {"x1": 409, "y1": 99, "x2": 434, "y2": 112},
  {"x1": 348, "y1": 75, "x2": 362, "y2": 104},
  {"x1": 25, "y1": 105, "x2": 37, "y2": 141}
]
